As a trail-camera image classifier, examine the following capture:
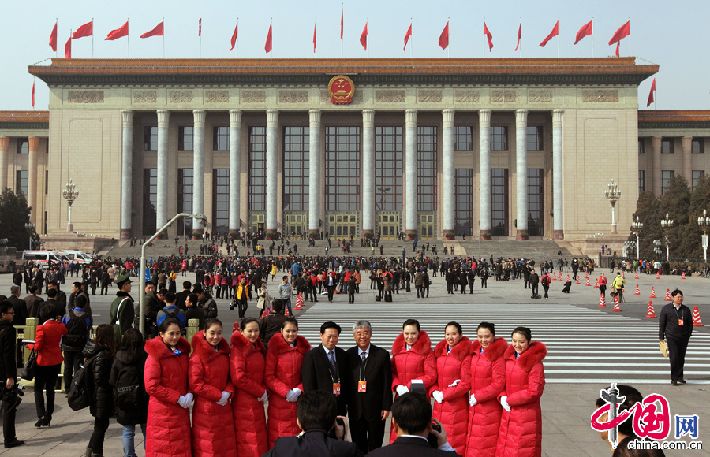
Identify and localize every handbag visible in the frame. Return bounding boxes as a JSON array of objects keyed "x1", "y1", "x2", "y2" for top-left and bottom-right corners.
[
  {"x1": 21, "y1": 350, "x2": 37, "y2": 381},
  {"x1": 659, "y1": 340, "x2": 669, "y2": 358}
]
